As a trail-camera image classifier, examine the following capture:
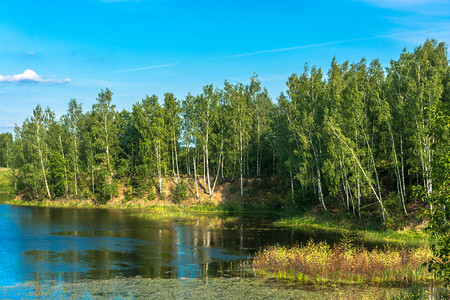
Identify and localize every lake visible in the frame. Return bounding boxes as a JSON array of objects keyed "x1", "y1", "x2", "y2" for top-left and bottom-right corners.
[
  {"x1": 0, "y1": 194, "x2": 352, "y2": 286},
  {"x1": 0, "y1": 194, "x2": 431, "y2": 299}
]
